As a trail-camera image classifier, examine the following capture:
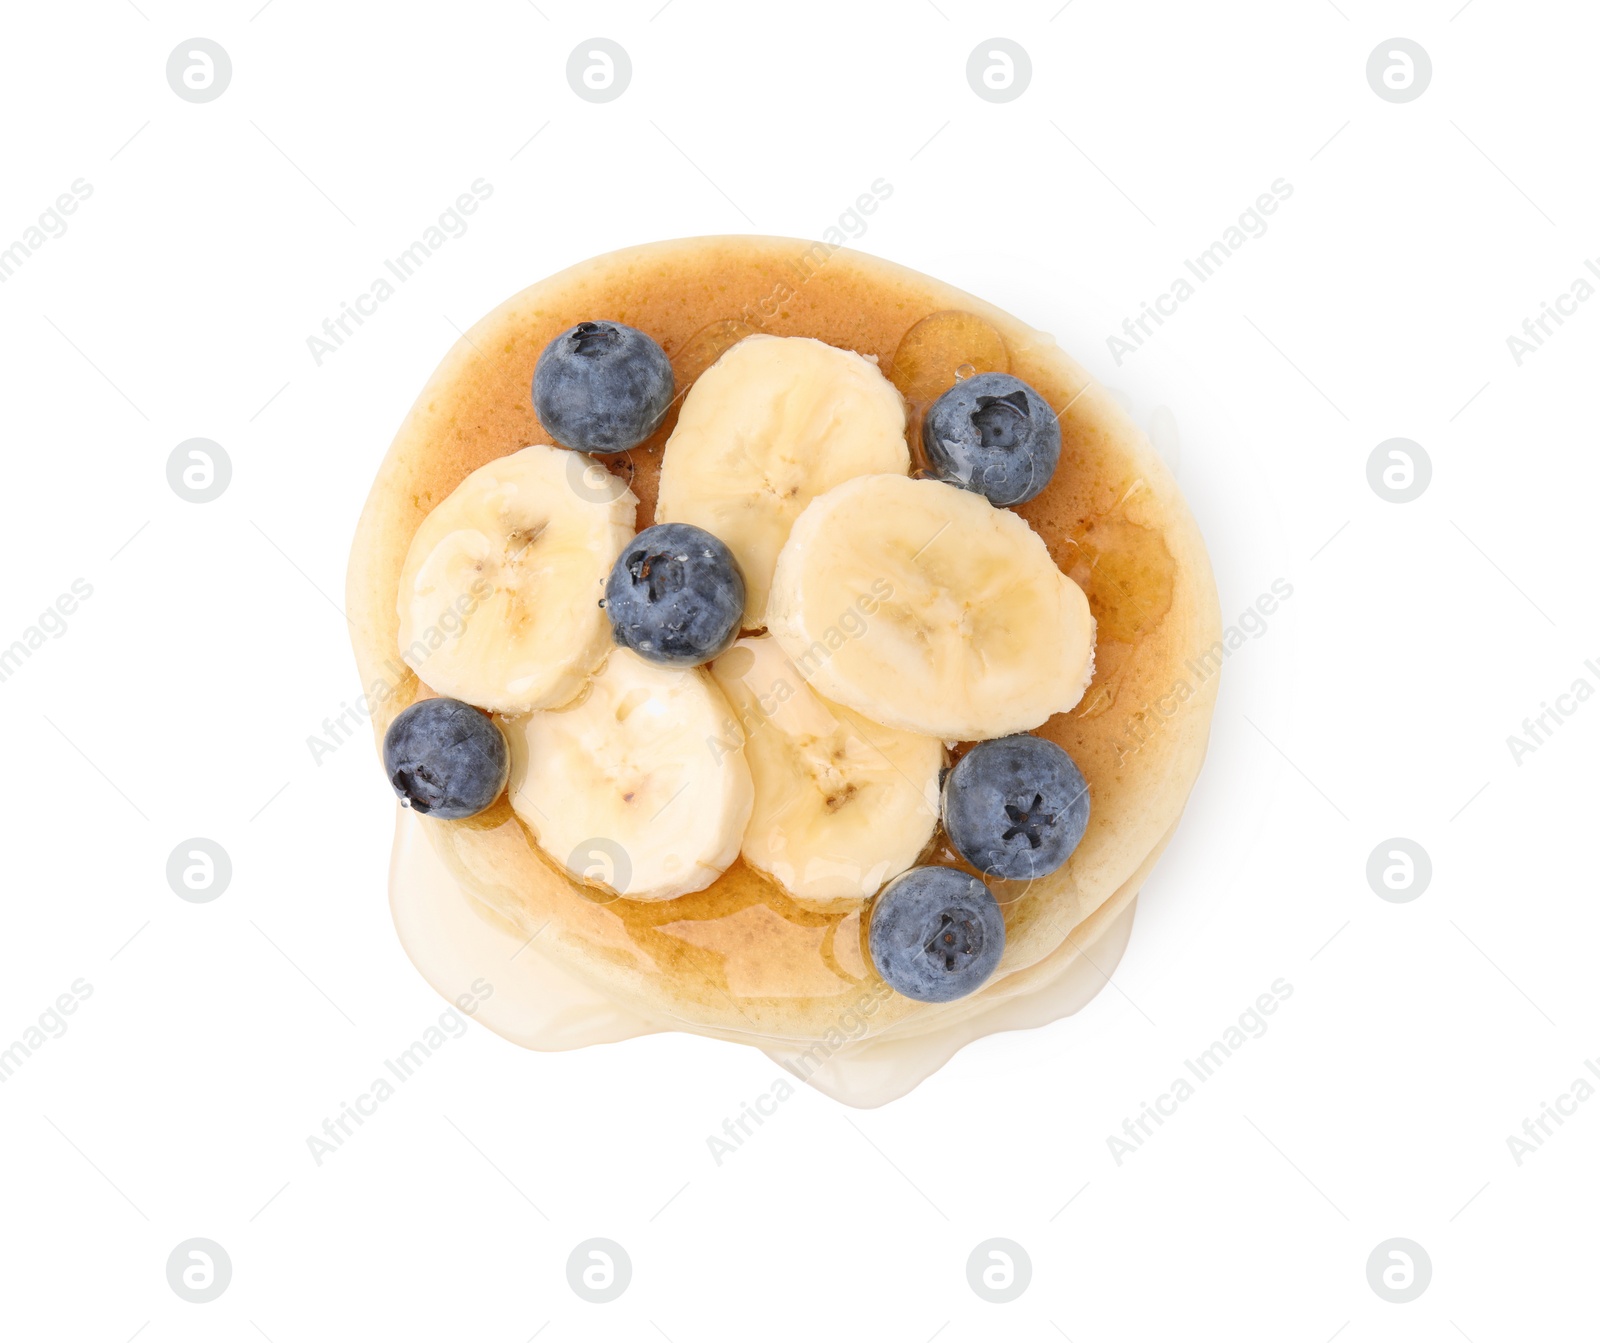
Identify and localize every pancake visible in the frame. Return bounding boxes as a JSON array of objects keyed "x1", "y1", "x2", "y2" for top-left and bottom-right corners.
[{"x1": 347, "y1": 236, "x2": 1221, "y2": 1046}]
